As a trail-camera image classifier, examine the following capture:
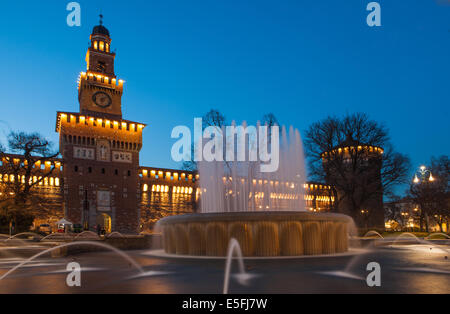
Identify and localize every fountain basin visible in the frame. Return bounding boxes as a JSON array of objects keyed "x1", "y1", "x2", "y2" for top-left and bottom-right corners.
[{"x1": 159, "y1": 212, "x2": 352, "y2": 257}]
